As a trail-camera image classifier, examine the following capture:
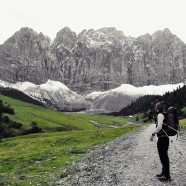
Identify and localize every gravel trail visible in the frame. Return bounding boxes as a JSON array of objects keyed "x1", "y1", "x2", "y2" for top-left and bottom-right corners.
[{"x1": 56, "y1": 124, "x2": 186, "y2": 186}]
